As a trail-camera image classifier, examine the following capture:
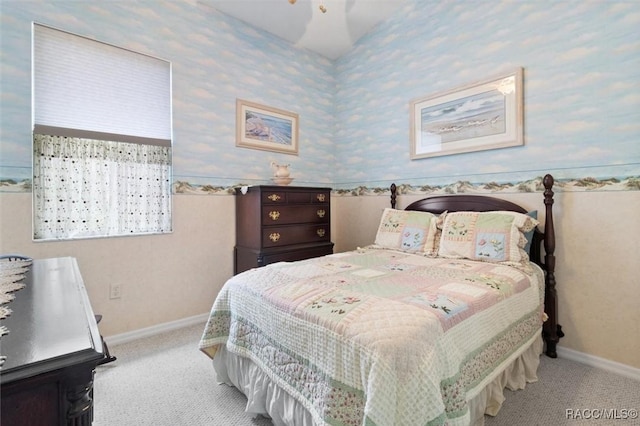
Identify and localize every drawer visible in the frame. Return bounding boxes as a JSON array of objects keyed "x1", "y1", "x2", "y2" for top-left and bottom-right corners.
[
  {"x1": 288, "y1": 191, "x2": 328, "y2": 204},
  {"x1": 260, "y1": 244, "x2": 334, "y2": 265},
  {"x1": 234, "y1": 243, "x2": 334, "y2": 274},
  {"x1": 262, "y1": 224, "x2": 330, "y2": 247},
  {"x1": 262, "y1": 191, "x2": 287, "y2": 204},
  {"x1": 261, "y1": 190, "x2": 329, "y2": 205},
  {"x1": 262, "y1": 205, "x2": 329, "y2": 225}
]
